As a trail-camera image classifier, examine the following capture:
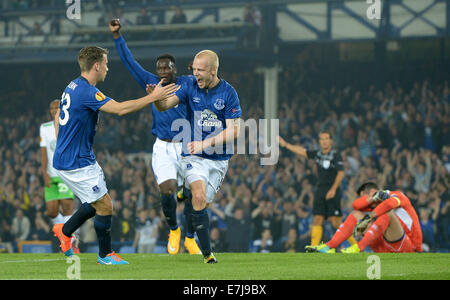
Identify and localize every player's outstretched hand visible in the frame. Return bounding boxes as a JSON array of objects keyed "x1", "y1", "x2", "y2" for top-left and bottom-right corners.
[
  {"x1": 278, "y1": 136, "x2": 287, "y2": 147},
  {"x1": 148, "y1": 80, "x2": 178, "y2": 101},
  {"x1": 109, "y1": 19, "x2": 121, "y2": 33},
  {"x1": 146, "y1": 83, "x2": 156, "y2": 95}
]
